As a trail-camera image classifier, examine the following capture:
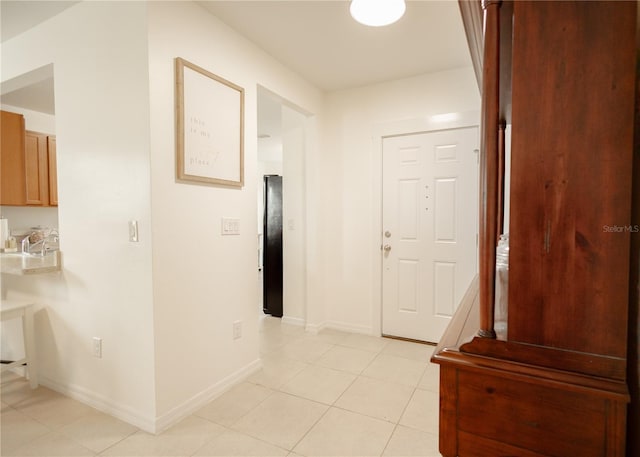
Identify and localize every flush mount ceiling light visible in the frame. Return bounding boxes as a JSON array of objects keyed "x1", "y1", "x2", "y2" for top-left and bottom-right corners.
[{"x1": 350, "y1": 0, "x2": 406, "y2": 27}]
